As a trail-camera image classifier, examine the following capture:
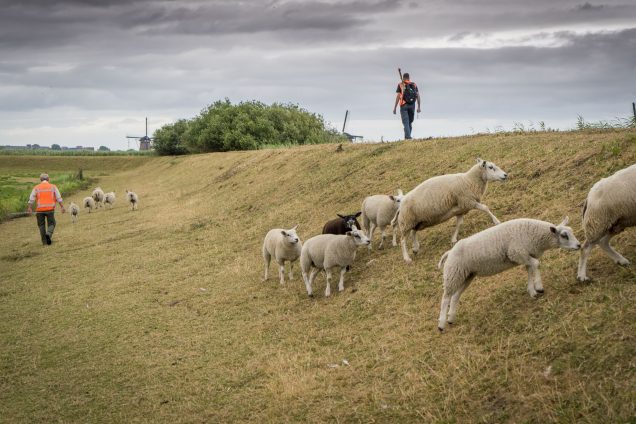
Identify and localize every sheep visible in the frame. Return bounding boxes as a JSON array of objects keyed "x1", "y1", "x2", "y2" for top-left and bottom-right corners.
[
  {"x1": 262, "y1": 225, "x2": 302, "y2": 285},
  {"x1": 322, "y1": 212, "x2": 362, "y2": 235},
  {"x1": 300, "y1": 226, "x2": 370, "y2": 297},
  {"x1": 104, "y1": 192, "x2": 116, "y2": 209},
  {"x1": 393, "y1": 158, "x2": 508, "y2": 263},
  {"x1": 126, "y1": 190, "x2": 139, "y2": 211},
  {"x1": 92, "y1": 187, "x2": 105, "y2": 208},
  {"x1": 83, "y1": 196, "x2": 95, "y2": 213},
  {"x1": 436, "y1": 217, "x2": 581, "y2": 331},
  {"x1": 361, "y1": 189, "x2": 404, "y2": 249},
  {"x1": 69, "y1": 202, "x2": 80, "y2": 223},
  {"x1": 577, "y1": 164, "x2": 636, "y2": 282}
]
